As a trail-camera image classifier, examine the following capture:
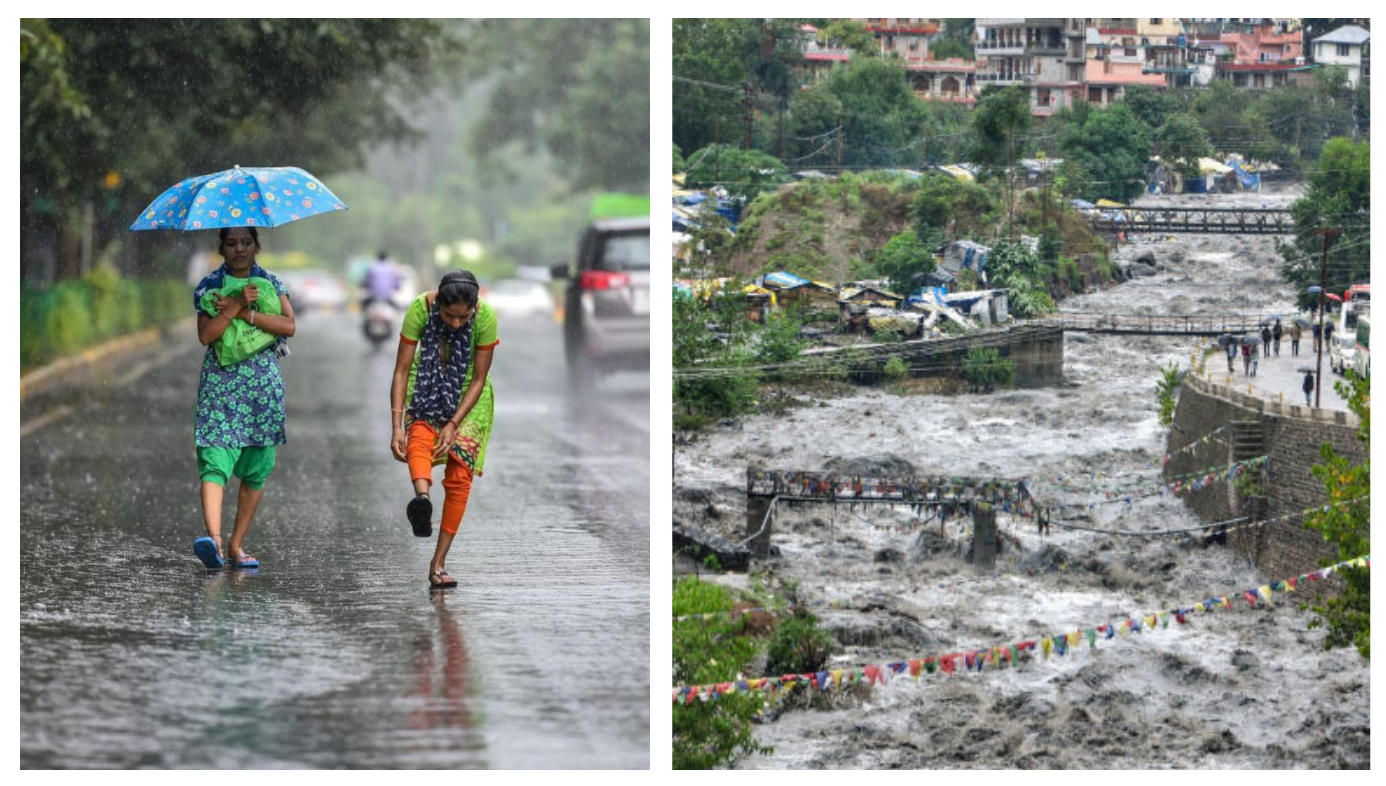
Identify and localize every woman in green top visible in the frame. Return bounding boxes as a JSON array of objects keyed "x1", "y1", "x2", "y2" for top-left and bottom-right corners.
[
  {"x1": 390, "y1": 270, "x2": 499, "y2": 588},
  {"x1": 190, "y1": 227, "x2": 296, "y2": 570}
]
